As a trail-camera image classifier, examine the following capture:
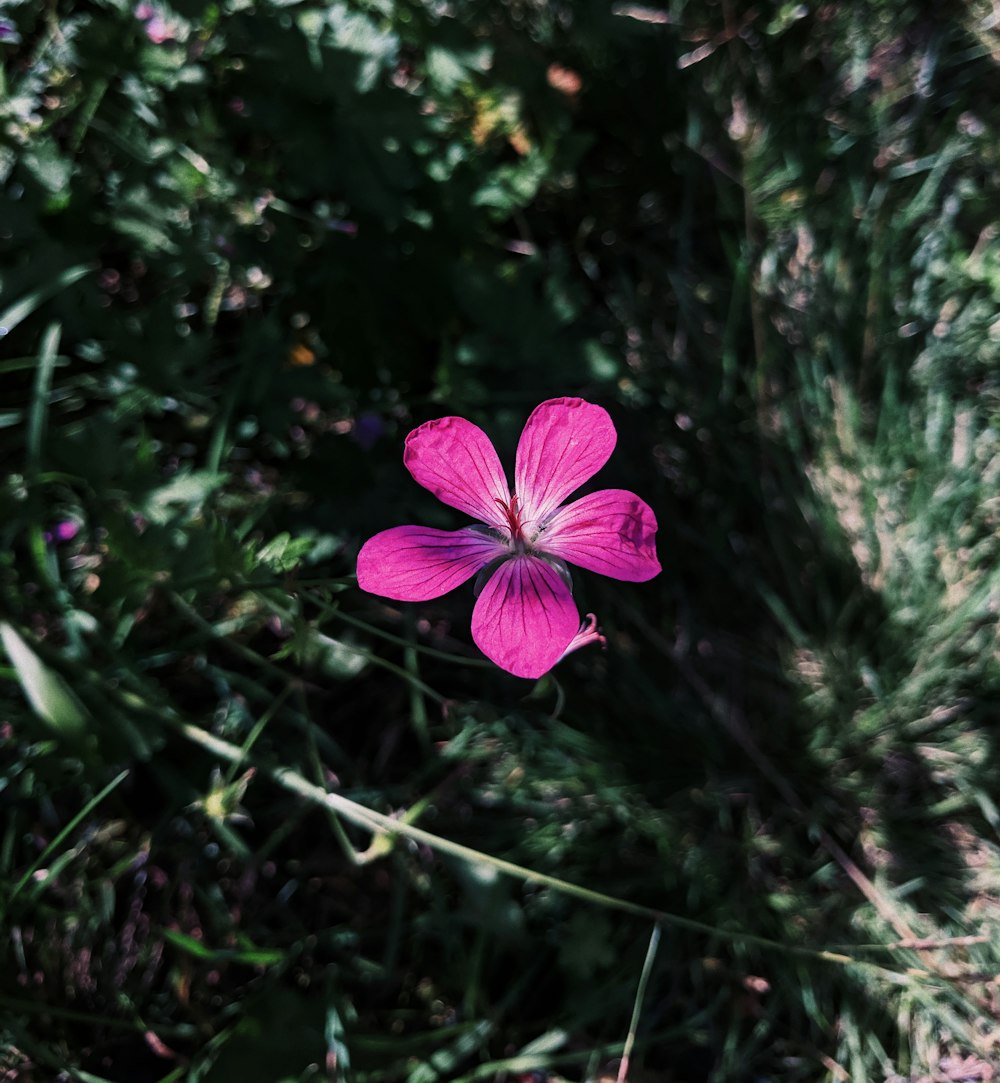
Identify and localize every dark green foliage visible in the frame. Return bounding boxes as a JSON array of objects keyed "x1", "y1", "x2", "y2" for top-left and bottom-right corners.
[{"x1": 1, "y1": 0, "x2": 999, "y2": 1079}]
